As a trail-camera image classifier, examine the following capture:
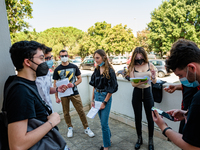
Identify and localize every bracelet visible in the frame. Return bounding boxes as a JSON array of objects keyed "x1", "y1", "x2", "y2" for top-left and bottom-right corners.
[
  {"x1": 56, "y1": 87, "x2": 58, "y2": 92},
  {"x1": 48, "y1": 121, "x2": 53, "y2": 128},
  {"x1": 162, "y1": 127, "x2": 172, "y2": 137},
  {"x1": 103, "y1": 101, "x2": 107, "y2": 105},
  {"x1": 91, "y1": 100, "x2": 95, "y2": 102}
]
